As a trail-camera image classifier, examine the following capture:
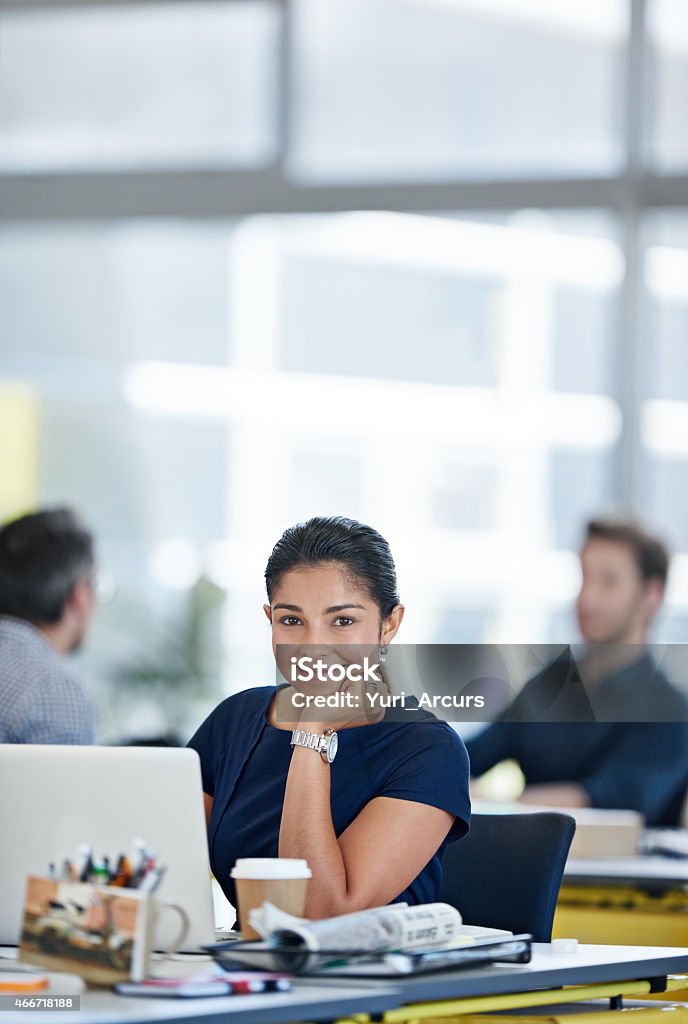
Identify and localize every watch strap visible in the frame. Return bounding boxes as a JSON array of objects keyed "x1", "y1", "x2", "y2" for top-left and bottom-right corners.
[
  {"x1": 291, "y1": 728, "x2": 324, "y2": 751},
  {"x1": 291, "y1": 728, "x2": 336, "y2": 762}
]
